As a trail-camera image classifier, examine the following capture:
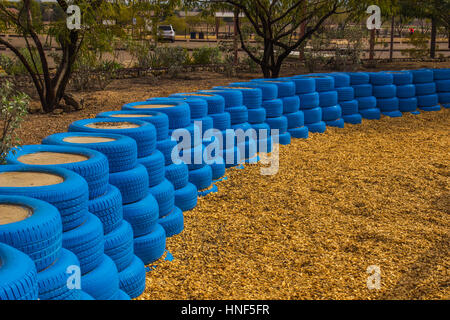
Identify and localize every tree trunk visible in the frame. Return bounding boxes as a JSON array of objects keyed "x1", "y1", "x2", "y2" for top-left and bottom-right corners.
[
  {"x1": 233, "y1": 8, "x2": 239, "y2": 65},
  {"x1": 430, "y1": 16, "x2": 437, "y2": 58},
  {"x1": 389, "y1": 15, "x2": 395, "y2": 62}
]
